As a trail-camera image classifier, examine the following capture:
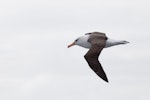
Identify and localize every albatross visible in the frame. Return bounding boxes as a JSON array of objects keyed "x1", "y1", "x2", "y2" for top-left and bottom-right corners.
[{"x1": 68, "y1": 32, "x2": 129, "y2": 82}]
